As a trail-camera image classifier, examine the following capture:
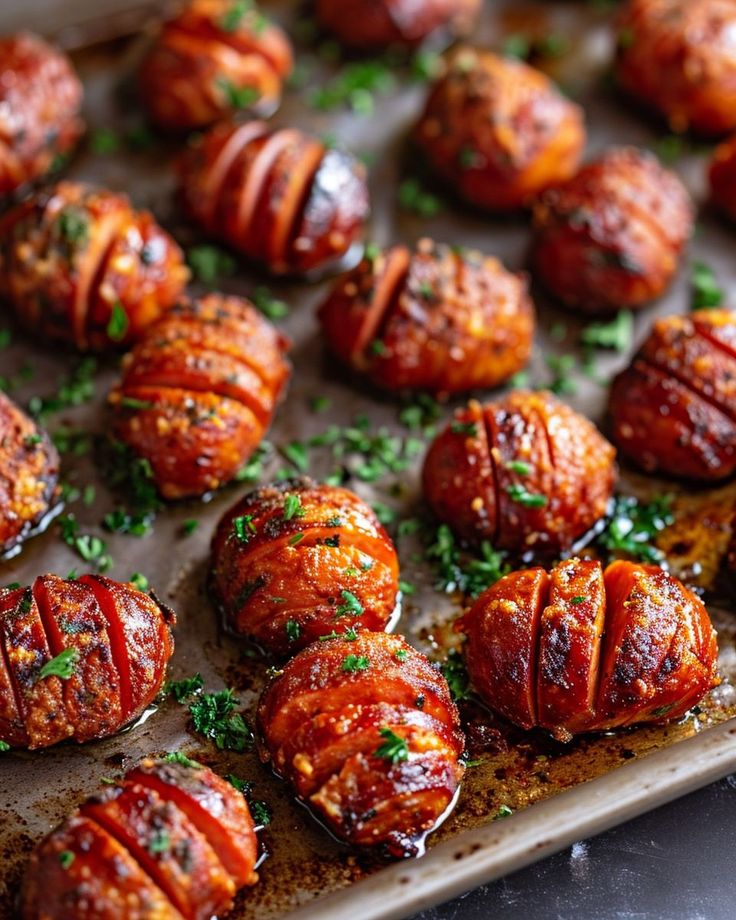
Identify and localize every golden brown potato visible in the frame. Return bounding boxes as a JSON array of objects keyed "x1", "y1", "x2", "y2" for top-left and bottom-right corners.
[
  {"x1": 318, "y1": 238, "x2": 534, "y2": 395},
  {"x1": 109, "y1": 293, "x2": 291, "y2": 499},
  {"x1": 422, "y1": 390, "x2": 616, "y2": 555},
  {"x1": 20, "y1": 757, "x2": 258, "y2": 919},
  {"x1": 460, "y1": 558, "x2": 719, "y2": 739},
  {"x1": 139, "y1": 0, "x2": 293, "y2": 131},
  {"x1": 0, "y1": 182, "x2": 189, "y2": 351},
  {"x1": 414, "y1": 47, "x2": 585, "y2": 211},
  {"x1": 0, "y1": 33, "x2": 83, "y2": 197},
  {"x1": 210, "y1": 478, "x2": 400, "y2": 654},
  {"x1": 609, "y1": 310, "x2": 736, "y2": 481},
  {"x1": 257, "y1": 632, "x2": 465, "y2": 856},
  {"x1": 315, "y1": 0, "x2": 480, "y2": 50},
  {"x1": 0, "y1": 575, "x2": 175, "y2": 750},
  {"x1": 532, "y1": 147, "x2": 693, "y2": 314},
  {"x1": 708, "y1": 135, "x2": 736, "y2": 221},
  {"x1": 179, "y1": 119, "x2": 370, "y2": 276},
  {"x1": 616, "y1": 0, "x2": 736, "y2": 137},
  {"x1": 0, "y1": 392, "x2": 59, "y2": 558}
]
